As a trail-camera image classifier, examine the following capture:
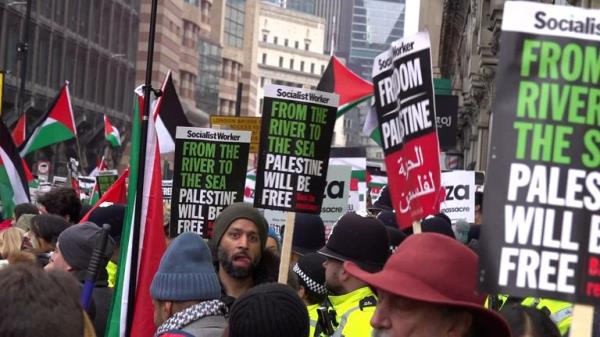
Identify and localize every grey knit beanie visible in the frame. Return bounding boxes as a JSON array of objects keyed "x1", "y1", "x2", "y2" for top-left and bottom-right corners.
[
  {"x1": 57, "y1": 222, "x2": 115, "y2": 271},
  {"x1": 210, "y1": 203, "x2": 268, "y2": 249},
  {"x1": 151, "y1": 232, "x2": 221, "y2": 301}
]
